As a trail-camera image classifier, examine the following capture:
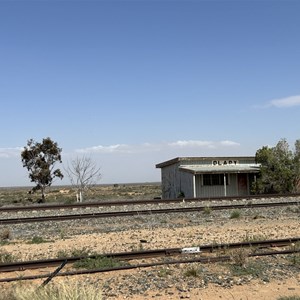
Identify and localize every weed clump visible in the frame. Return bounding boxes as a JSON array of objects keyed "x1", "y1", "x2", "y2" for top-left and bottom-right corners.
[
  {"x1": 230, "y1": 209, "x2": 241, "y2": 219},
  {"x1": 183, "y1": 266, "x2": 201, "y2": 277},
  {"x1": 158, "y1": 267, "x2": 172, "y2": 277},
  {"x1": 243, "y1": 233, "x2": 266, "y2": 243},
  {"x1": 203, "y1": 206, "x2": 212, "y2": 215},
  {"x1": 27, "y1": 236, "x2": 50, "y2": 244},
  {"x1": 73, "y1": 255, "x2": 126, "y2": 270},
  {"x1": 230, "y1": 248, "x2": 249, "y2": 267},
  {"x1": 0, "y1": 249, "x2": 16, "y2": 263}
]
